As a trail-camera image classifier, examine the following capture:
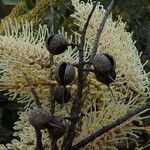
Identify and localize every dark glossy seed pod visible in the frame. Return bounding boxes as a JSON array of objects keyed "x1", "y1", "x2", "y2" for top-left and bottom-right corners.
[
  {"x1": 95, "y1": 69, "x2": 116, "y2": 85},
  {"x1": 54, "y1": 86, "x2": 71, "y2": 104},
  {"x1": 46, "y1": 34, "x2": 69, "y2": 55},
  {"x1": 29, "y1": 107, "x2": 52, "y2": 129},
  {"x1": 48, "y1": 116, "x2": 66, "y2": 140},
  {"x1": 55, "y1": 62, "x2": 75, "y2": 85},
  {"x1": 93, "y1": 53, "x2": 115, "y2": 75}
]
